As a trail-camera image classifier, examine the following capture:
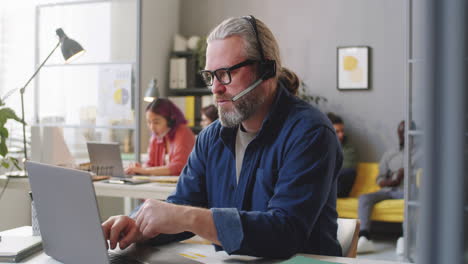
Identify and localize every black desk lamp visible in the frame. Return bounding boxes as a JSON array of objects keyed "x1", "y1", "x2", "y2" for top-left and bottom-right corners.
[
  {"x1": 144, "y1": 78, "x2": 160, "y2": 102},
  {"x1": 20, "y1": 28, "x2": 85, "y2": 160}
]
